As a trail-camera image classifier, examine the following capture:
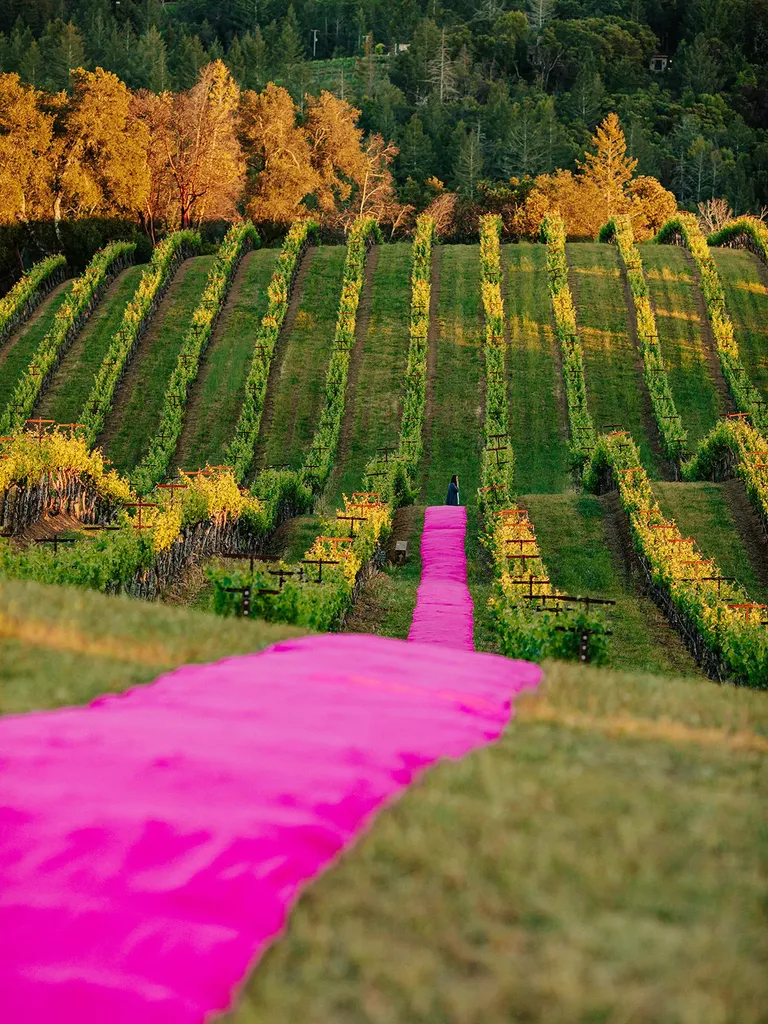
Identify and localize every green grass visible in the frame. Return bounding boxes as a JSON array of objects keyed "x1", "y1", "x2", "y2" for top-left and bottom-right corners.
[
  {"x1": 0, "y1": 576, "x2": 303, "y2": 715},
  {"x1": 523, "y1": 492, "x2": 702, "y2": 677},
  {"x1": 36, "y1": 266, "x2": 145, "y2": 423},
  {"x1": 567, "y1": 242, "x2": 659, "y2": 476},
  {"x1": 504, "y1": 243, "x2": 571, "y2": 493},
  {"x1": 102, "y1": 256, "x2": 214, "y2": 474},
  {"x1": 173, "y1": 249, "x2": 280, "y2": 471},
  {"x1": 654, "y1": 481, "x2": 768, "y2": 604},
  {"x1": 710, "y1": 247, "x2": 768, "y2": 399},
  {"x1": 227, "y1": 657, "x2": 767, "y2": 1024},
  {"x1": 638, "y1": 244, "x2": 722, "y2": 446},
  {"x1": 421, "y1": 245, "x2": 484, "y2": 504},
  {"x1": 327, "y1": 242, "x2": 412, "y2": 505},
  {"x1": 0, "y1": 283, "x2": 73, "y2": 413},
  {"x1": 259, "y1": 246, "x2": 347, "y2": 471}
]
